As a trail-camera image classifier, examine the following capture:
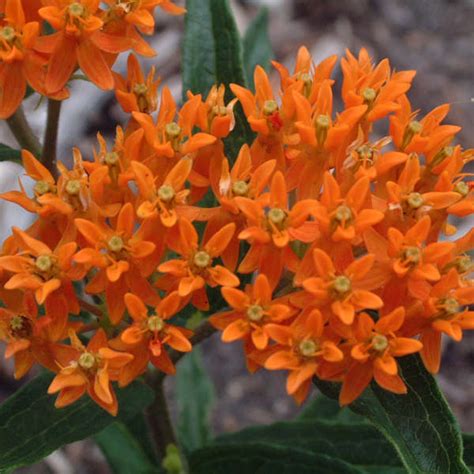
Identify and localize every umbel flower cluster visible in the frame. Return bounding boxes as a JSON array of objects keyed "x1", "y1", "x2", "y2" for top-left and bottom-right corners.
[{"x1": 0, "y1": 0, "x2": 473, "y2": 414}]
